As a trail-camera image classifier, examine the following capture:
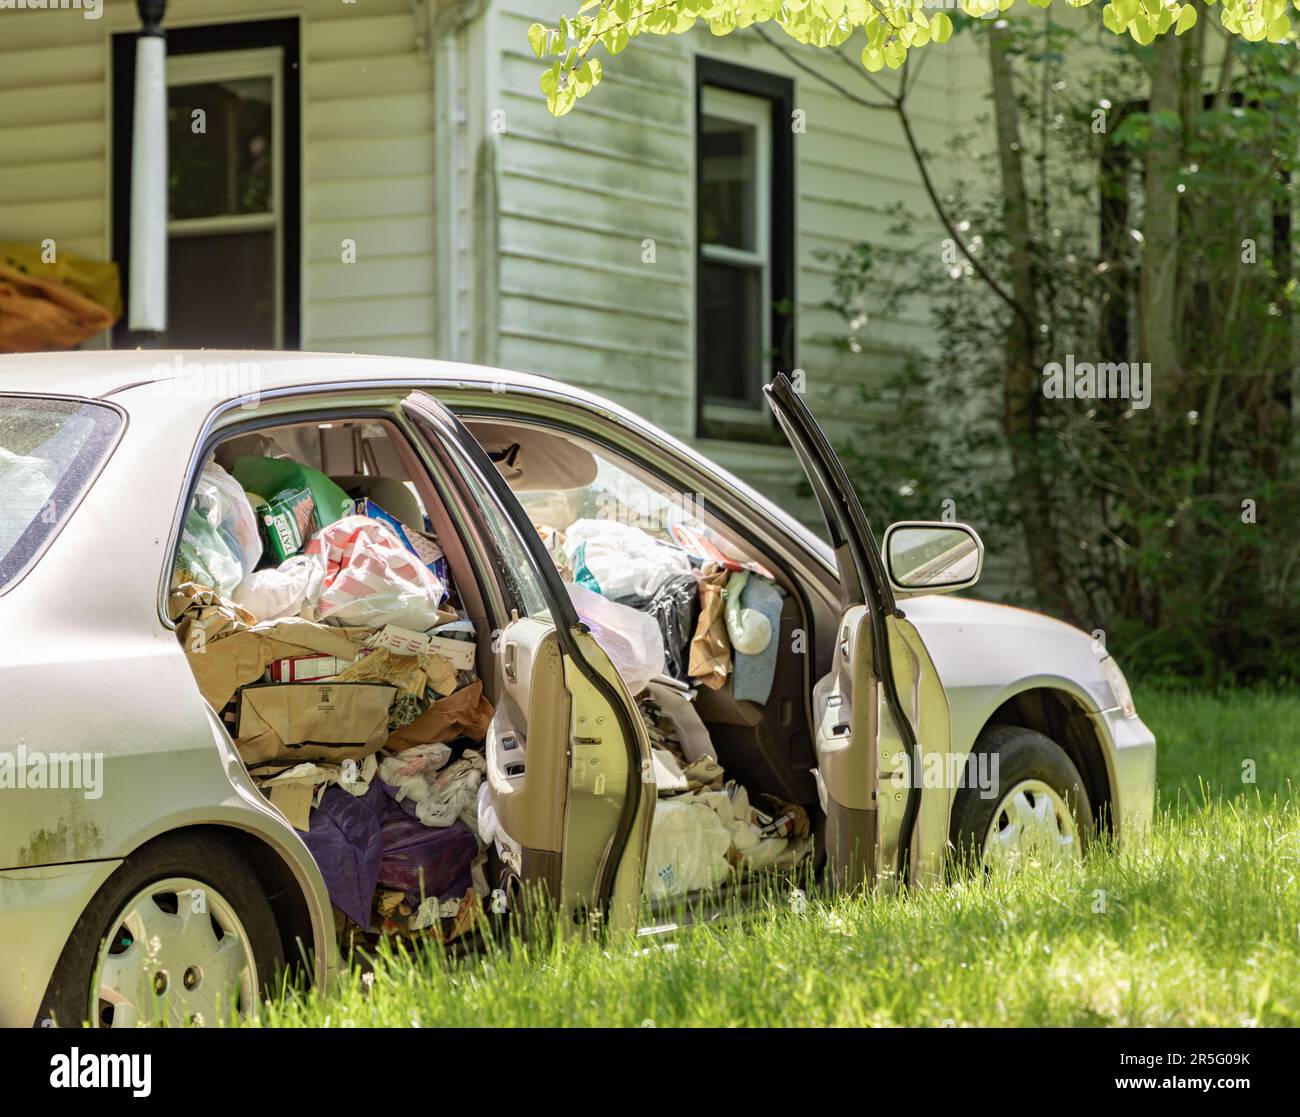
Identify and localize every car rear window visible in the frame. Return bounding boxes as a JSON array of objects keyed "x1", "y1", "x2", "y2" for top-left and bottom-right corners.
[{"x1": 0, "y1": 395, "x2": 122, "y2": 592}]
